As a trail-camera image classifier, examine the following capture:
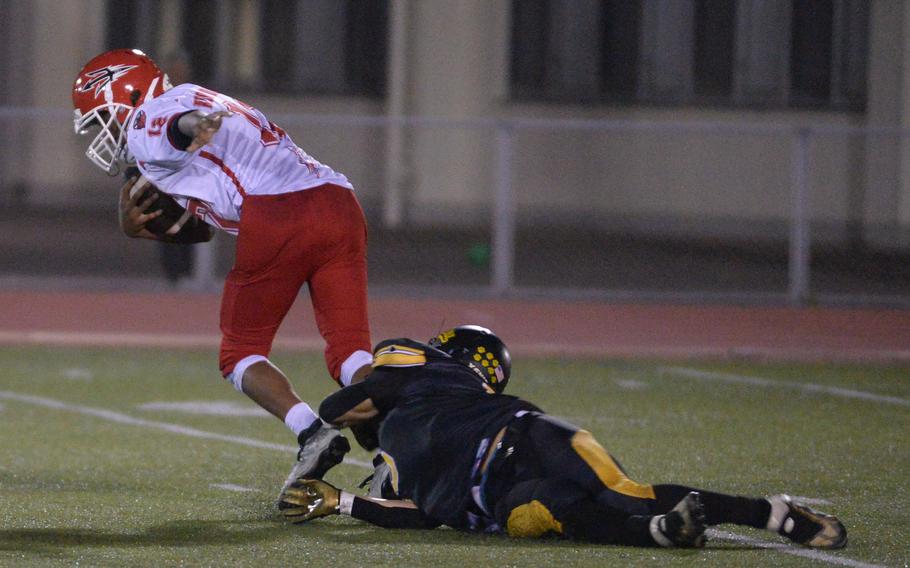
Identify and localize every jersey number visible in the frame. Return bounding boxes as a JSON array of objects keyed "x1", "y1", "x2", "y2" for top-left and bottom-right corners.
[
  {"x1": 148, "y1": 116, "x2": 167, "y2": 137},
  {"x1": 191, "y1": 86, "x2": 286, "y2": 147}
]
